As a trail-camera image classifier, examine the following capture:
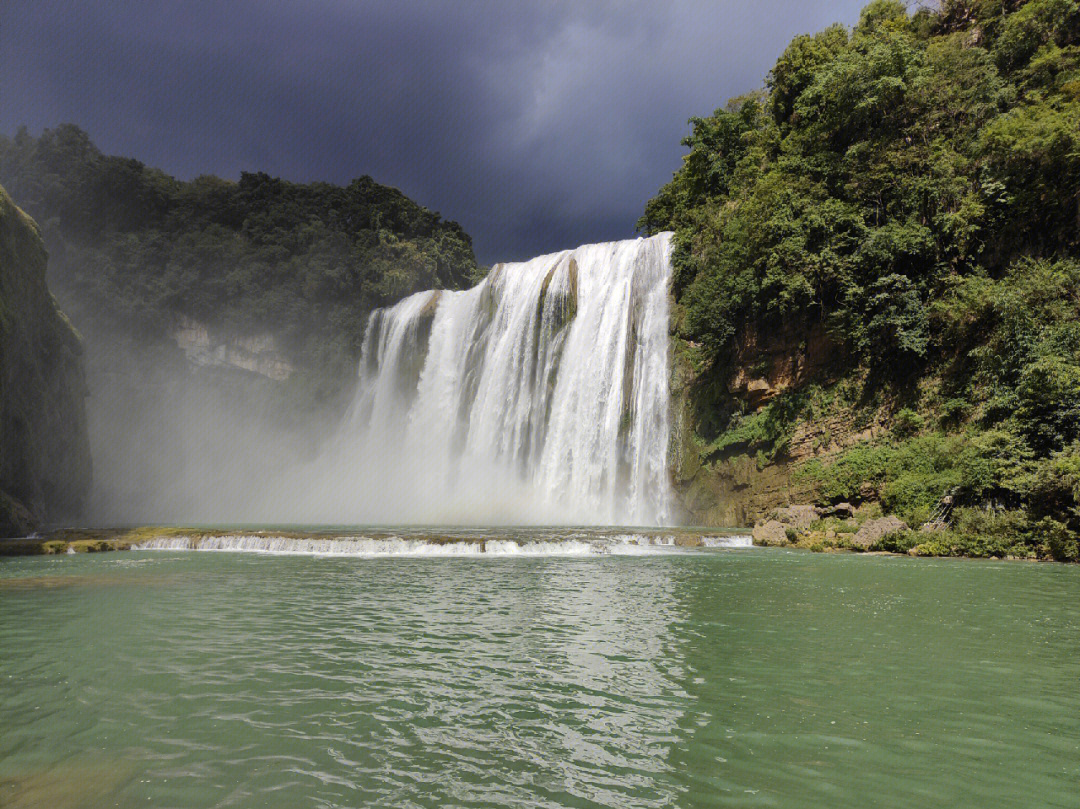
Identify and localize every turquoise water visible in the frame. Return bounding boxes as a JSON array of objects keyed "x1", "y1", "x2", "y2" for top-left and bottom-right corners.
[{"x1": 1, "y1": 546, "x2": 1078, "y2": 808}]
